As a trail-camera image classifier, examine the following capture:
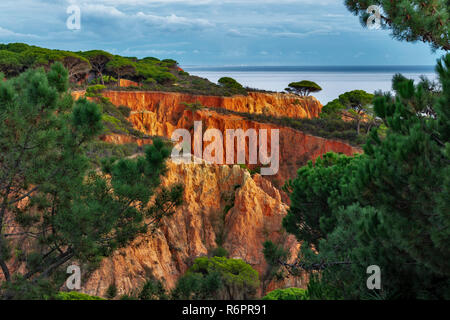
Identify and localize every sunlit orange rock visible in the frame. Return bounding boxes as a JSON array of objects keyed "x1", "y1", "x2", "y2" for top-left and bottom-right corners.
[
  {"x1": 93, "y1": 90, "x2": 361, "y2": 189},
  {"x1": 81, "y1": 160, "x2": 306, "y2": 298}
]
